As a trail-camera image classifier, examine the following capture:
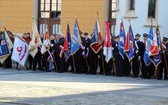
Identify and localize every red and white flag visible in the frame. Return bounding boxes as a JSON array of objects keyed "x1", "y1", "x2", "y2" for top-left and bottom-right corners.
[
  {"x1": 90, "y1": 19, "x2": 102, "y2": 53},
  {"x1": 149, "y1": 32, "x2": 159, "y2": 56},
  {"x1": 11, "y1": 37, "x2": 29, "y2": 66},
  {"x1": 103, "y1": 21, "x2": 112, "y2": 63}
]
